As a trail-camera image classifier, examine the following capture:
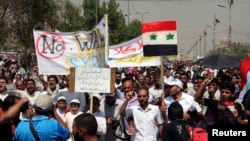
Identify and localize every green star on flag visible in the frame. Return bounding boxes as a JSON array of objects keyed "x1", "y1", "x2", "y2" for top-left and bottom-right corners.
[
  {"x1": 166, "y1": 33, "x2": 174, "y2": 40},
  {"x1": 150, "y1": 33, "x2": 157, "y2": 40},
  {"x1": 142, "y1": 20, "x2": 177, "y2": 56}
]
